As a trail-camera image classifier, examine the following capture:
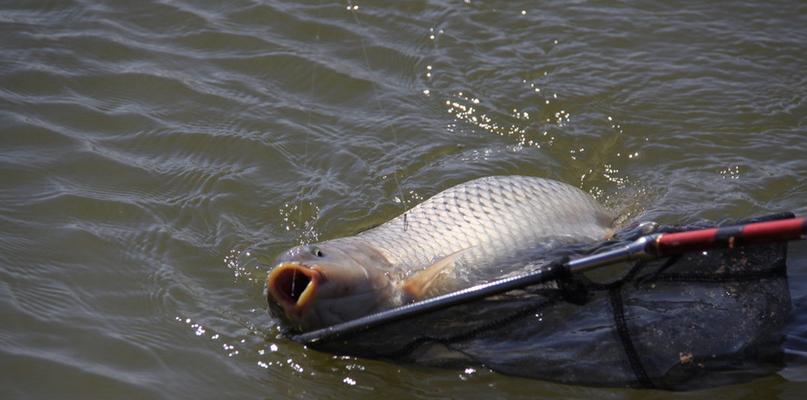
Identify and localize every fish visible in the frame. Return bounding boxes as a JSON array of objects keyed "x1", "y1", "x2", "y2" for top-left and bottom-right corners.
[{"x1": 266, "y1": 175, "x2": 614, "y2": 332}]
